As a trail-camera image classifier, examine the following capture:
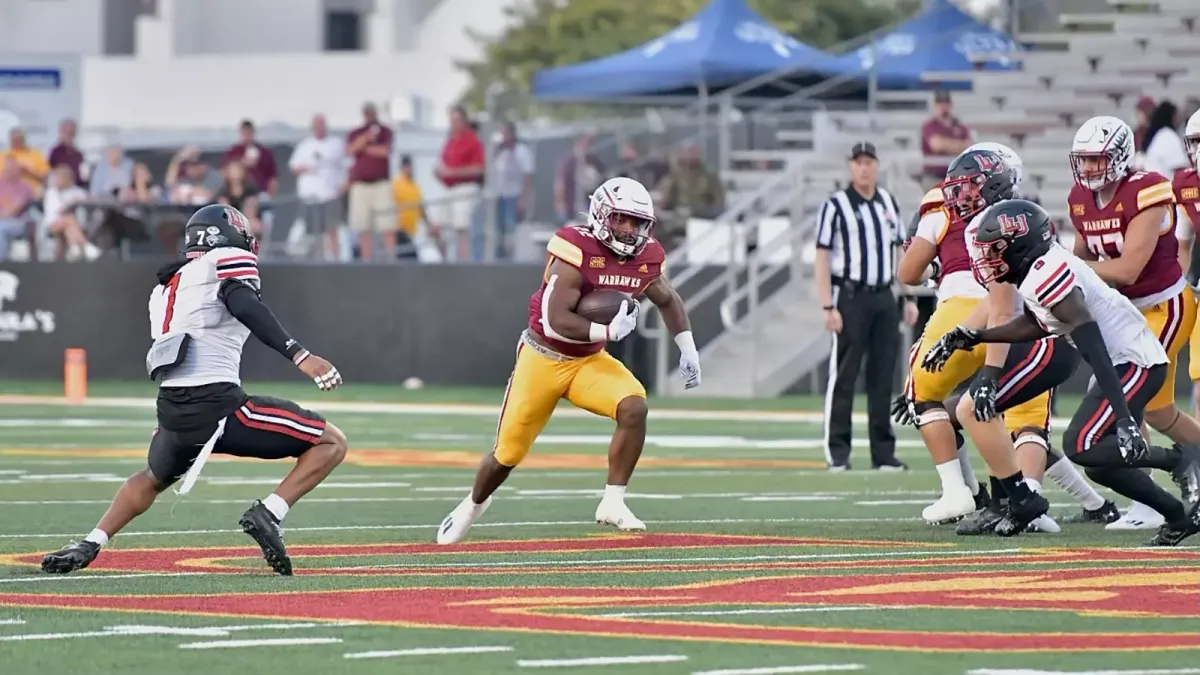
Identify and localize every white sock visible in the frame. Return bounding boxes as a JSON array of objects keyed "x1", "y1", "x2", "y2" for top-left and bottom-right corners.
[
  {"x1": 604, "y1": 484, "x2": 627, "y2": 501},
  {"x1": 1025, "y1": 478, "x2": 1042, "y2": 493},
  {"x1": 935, "y1": 460, "x2": 968, "y2": 493},
  {"x1": 262, "y1": 493, "x2": 290, "y2": 522},
  {"x1": 956, "y1": 444, "x2": 979, "y2": 495},
  {"x1": 465, "y1": 491, "x2": 488, "y2": 508},
  {"x1": 84, "y1": 528, "x2": 109, "y2": 548},
  {"x1": 1045, "y1": 459, "x2": 1105, "y2": 510}
]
